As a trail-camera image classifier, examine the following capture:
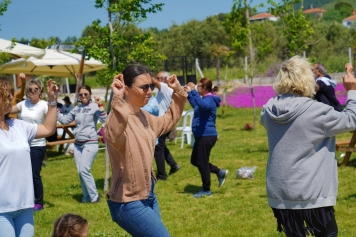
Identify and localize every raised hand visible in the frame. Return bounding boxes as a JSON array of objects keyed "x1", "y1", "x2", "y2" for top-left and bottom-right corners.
[
  {"x1": 93, "y1": 96, "x2": 101, "y2": 104},
  {"x1": 183, "y1": 85, "x2": 191, "y2": 92},
  {"x1": 47, "y1": 79, "x2": 58, "y2": 102},
  {"x1": 345, "y1": 63, "x2": 354, "y2": 75},
  {"x1": 111, "y1": 74, "x2": 125, "y2": 98},
  {"x1": 166, "y1": 74, "x2": 181, "y2": 92},
  {"x1": 343, "y1": 63, "x2": 356, "y2": 91},
  {"x1": 187, "y1": 82, "x2": 195, "y2": 90}
]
